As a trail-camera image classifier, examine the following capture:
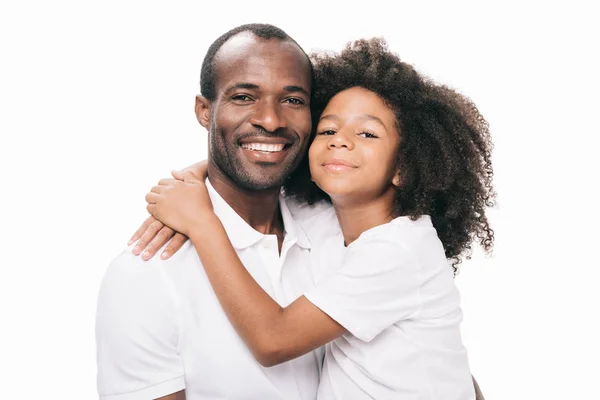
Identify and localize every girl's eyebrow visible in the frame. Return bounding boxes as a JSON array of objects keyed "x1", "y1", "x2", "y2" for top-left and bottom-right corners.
[{"x1": 319, "y1": 114, "x2": 386, "y2": 128}]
